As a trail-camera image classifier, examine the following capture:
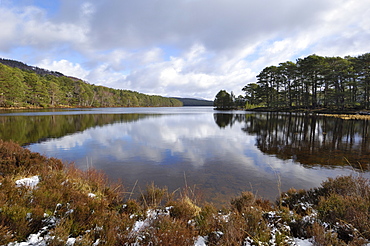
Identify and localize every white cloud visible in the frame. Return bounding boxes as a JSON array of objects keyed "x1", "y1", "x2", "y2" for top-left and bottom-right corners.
[
  {"x1": 0, "y1": 0, "x2": 369, "y2": 99},
  {"x1": 118, "y1": 44, "x2": 255, "y2": 98},
  {"x1": 36, "y1": 59, "x2": 89, "y2": 80}
]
